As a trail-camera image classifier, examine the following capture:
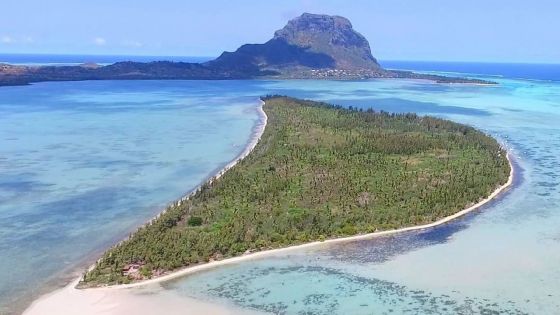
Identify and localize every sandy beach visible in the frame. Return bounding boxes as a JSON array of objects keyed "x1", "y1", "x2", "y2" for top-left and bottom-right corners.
[
  {"x1": 23, "y1": 278, "x2": 262, "y2": 315},
  {"x1": 23, "y1": 99, "x2": 515, "y2": 315}
]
